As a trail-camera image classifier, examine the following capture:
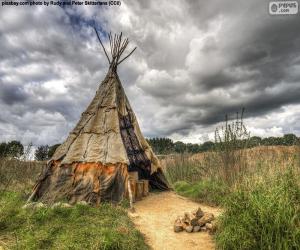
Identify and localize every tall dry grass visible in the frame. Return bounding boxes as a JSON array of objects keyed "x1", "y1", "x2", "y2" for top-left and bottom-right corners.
[
  {"x1": 163, "y1": 109, "x2": 300, "y2": 188},
  {"x1": 0, "y1": 158, "x2": 44, "y2": 193}
]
